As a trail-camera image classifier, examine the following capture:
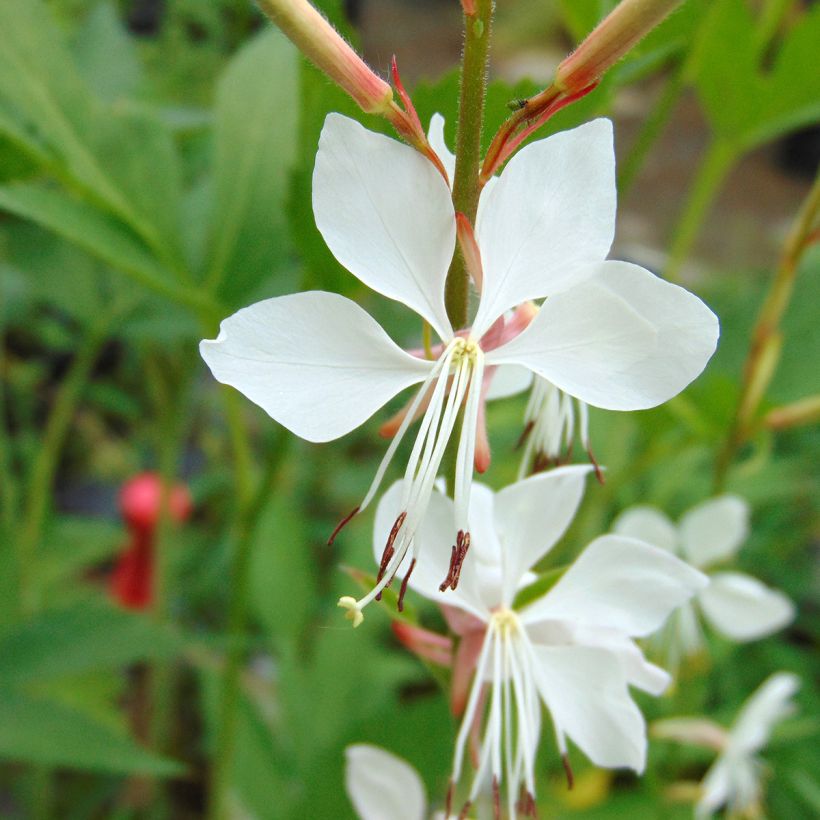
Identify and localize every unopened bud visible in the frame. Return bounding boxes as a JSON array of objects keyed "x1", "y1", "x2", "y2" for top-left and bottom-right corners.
[
  {"x1": 556, "y1": 0, "x2": 683, "y2": 93},
  {"x1": 257, "y1": 0, "x2": 393, "y2": 114}
]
